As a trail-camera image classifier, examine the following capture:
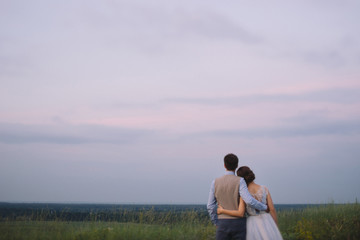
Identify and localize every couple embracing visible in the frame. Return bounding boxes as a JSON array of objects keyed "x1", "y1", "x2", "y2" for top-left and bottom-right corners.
[{"x1": 207, "y1": 153, "x2": 283, "y2": 240}]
